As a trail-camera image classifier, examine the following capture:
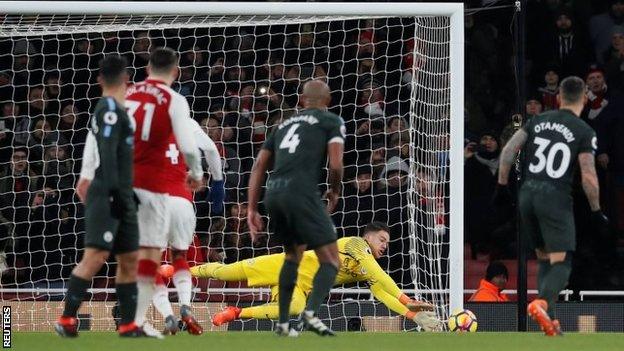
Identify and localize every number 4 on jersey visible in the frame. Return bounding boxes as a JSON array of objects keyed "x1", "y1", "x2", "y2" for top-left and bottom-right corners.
[{"x1": 279, "y1": 123, "x2": 301, "y2": 153}]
